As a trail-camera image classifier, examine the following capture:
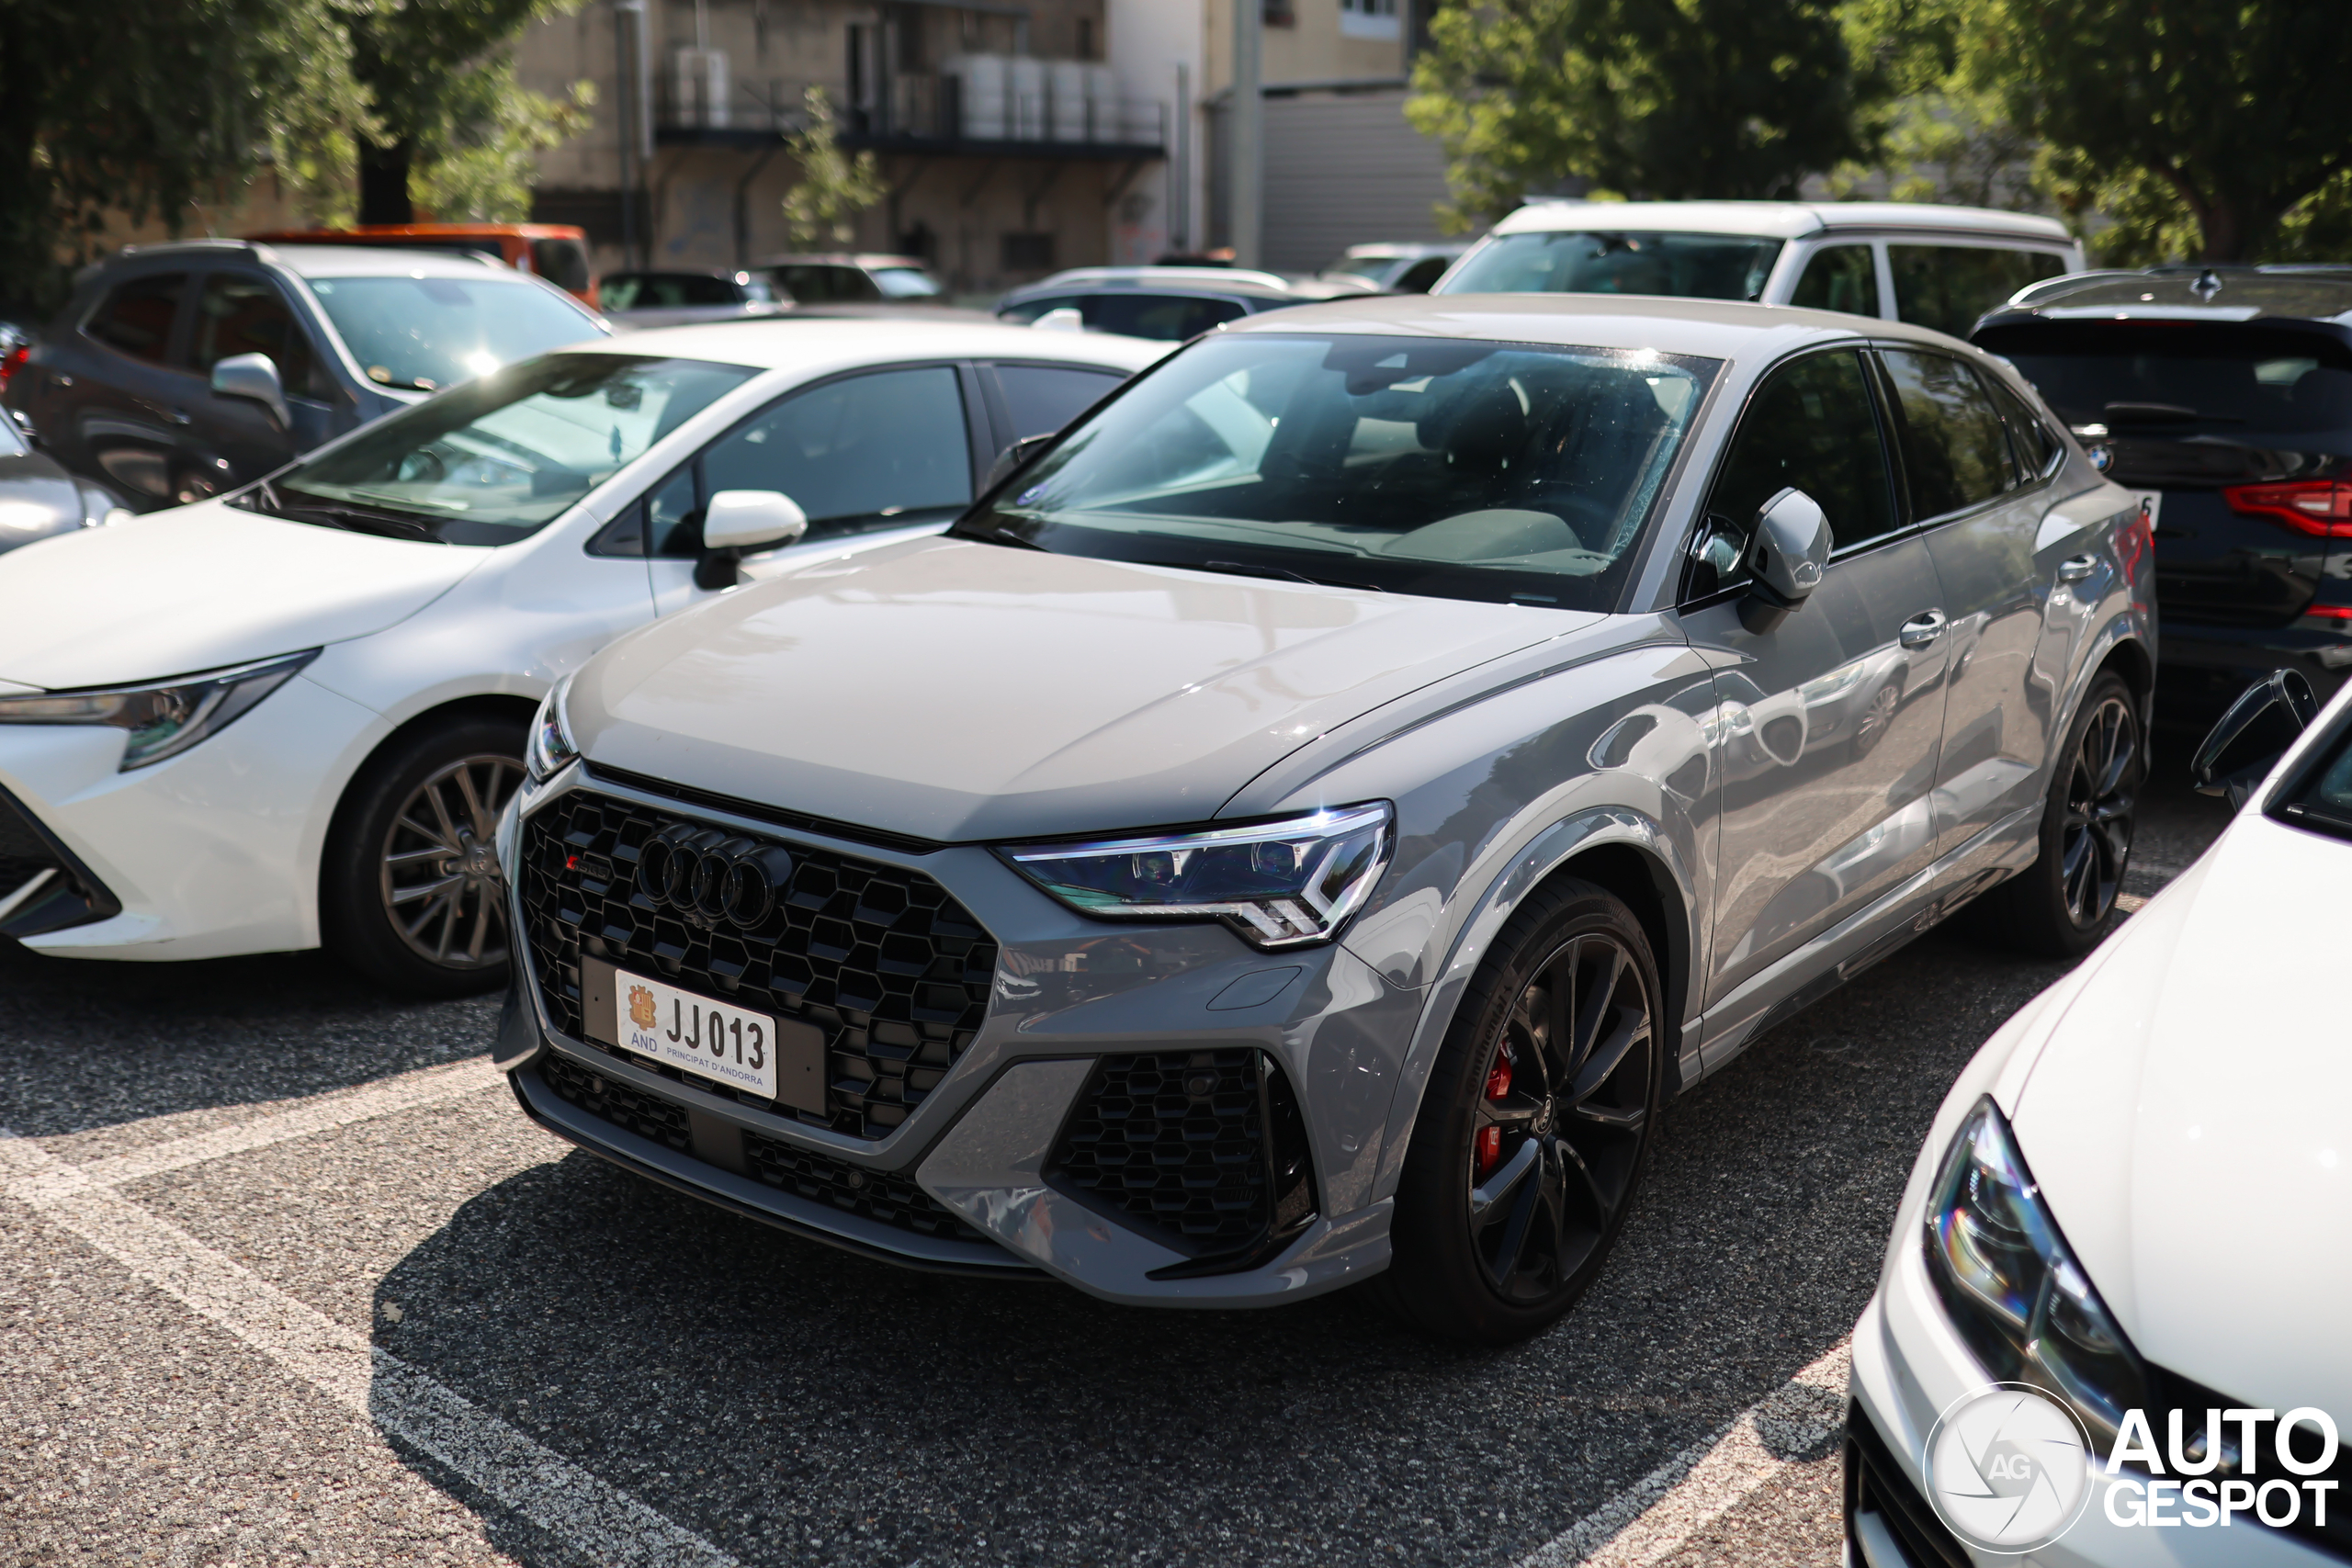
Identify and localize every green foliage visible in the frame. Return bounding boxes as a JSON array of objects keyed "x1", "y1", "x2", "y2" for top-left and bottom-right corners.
[
  {"x1": 411, "y1": 75, "x2": 596, "y2": 223},
  {"x1": 0, "y1": 0, "x2": 369, "y2": 309},
  {"x1": 1407, "y1": 0, "x2": 1880, "y2": 231},
  {"x1": 779, "y1": 90, "x2": 886, "y2": 251}
]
